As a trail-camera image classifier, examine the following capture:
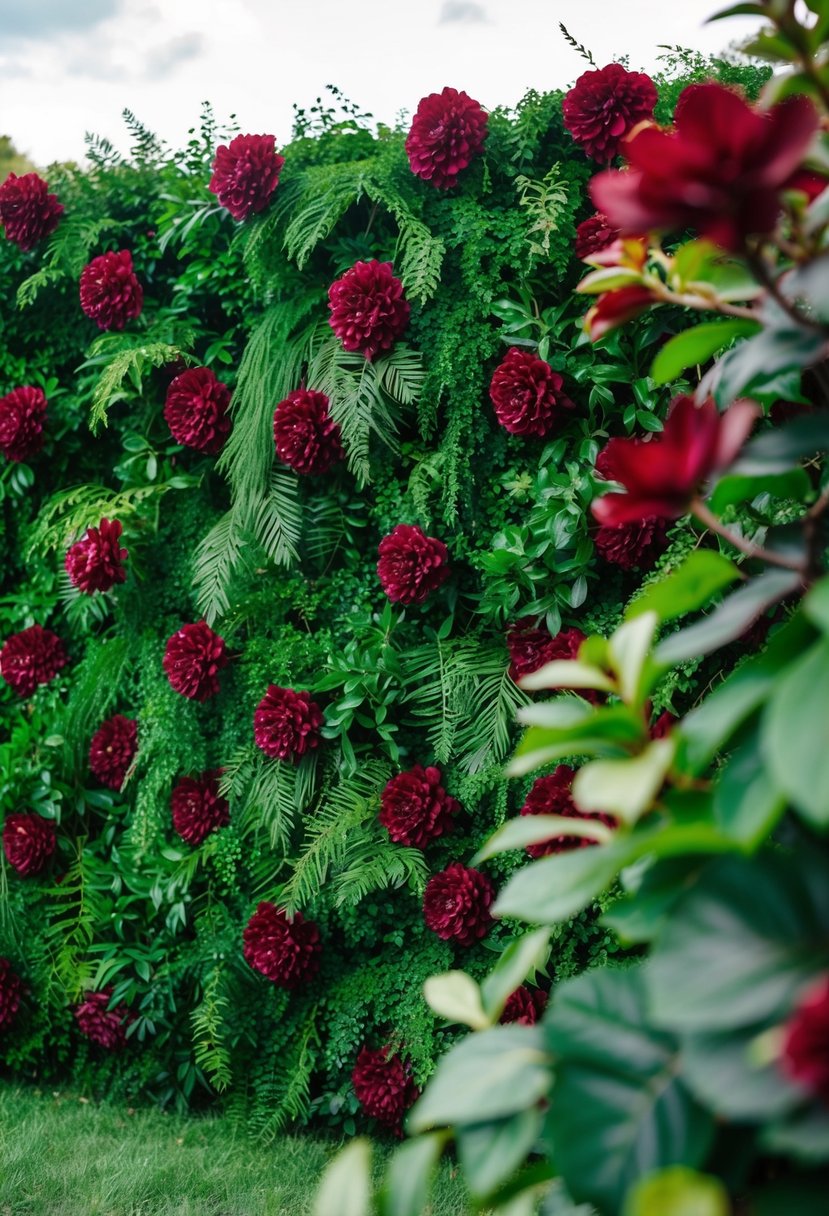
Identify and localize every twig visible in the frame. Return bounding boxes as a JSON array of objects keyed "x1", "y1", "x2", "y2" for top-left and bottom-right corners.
[{"x1": 691, "y1": 497, "x2": 807, "y2": 574}]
